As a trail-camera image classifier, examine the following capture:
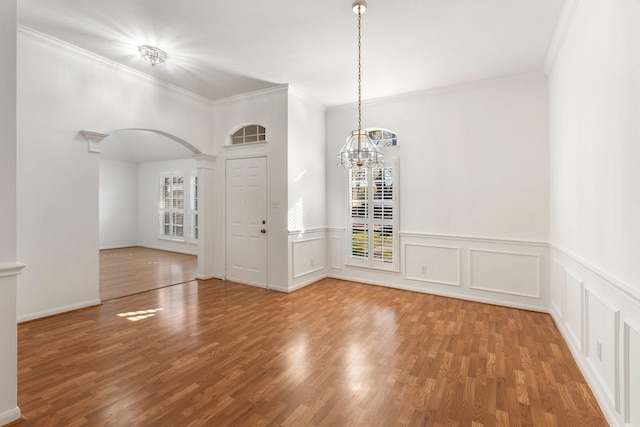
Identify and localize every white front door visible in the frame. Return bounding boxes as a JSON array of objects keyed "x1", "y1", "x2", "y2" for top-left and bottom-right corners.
[{"x1": 225, "y1": 157, "x2": 268, "y2": 287}]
